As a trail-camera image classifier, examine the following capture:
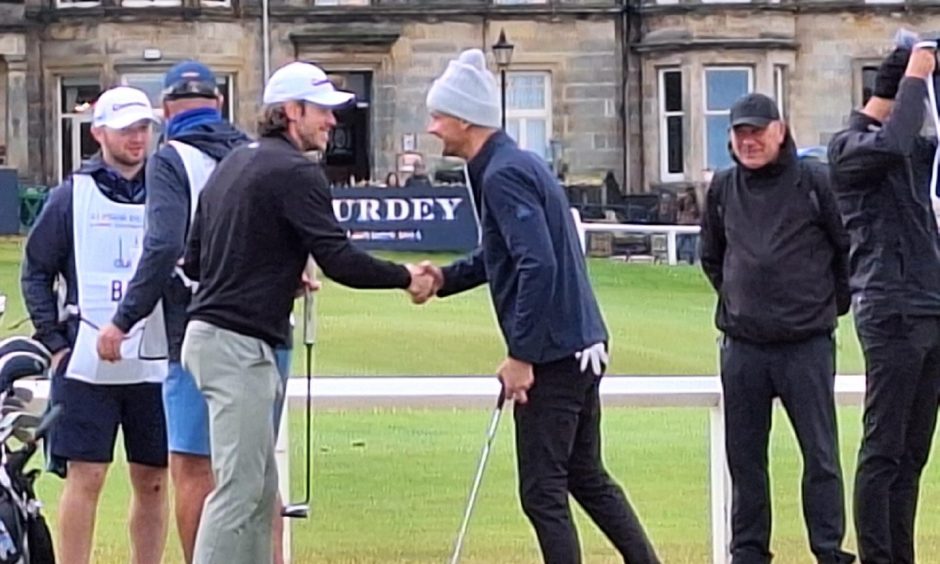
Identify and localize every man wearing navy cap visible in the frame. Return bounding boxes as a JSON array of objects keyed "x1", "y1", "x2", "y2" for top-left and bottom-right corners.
[
  {"x1": 700, "y1": 92, "x2": 854, "y2": 563},
  {"x1": 95, "y1": 61, "x2": 292, "y2": 564}
]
